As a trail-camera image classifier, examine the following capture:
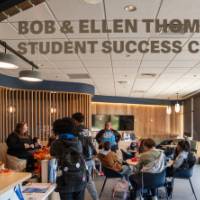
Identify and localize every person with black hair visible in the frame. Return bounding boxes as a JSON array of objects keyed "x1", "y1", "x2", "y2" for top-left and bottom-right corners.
[
  {"x1": 72, "y1": 112, "x2": 99, "y2": 200},
  {"x1": 32, "y1": 137, "x2": 42, "y2": 149},
  {"x1": 166, "y1": 140, "x2": 196, "y2": 197},
  {"x1": 50, "y1": 117, "x2": 87, "y2": 200},
  {"x1": 168, "y1": 140, "x2": 196, "y2": 172}
]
